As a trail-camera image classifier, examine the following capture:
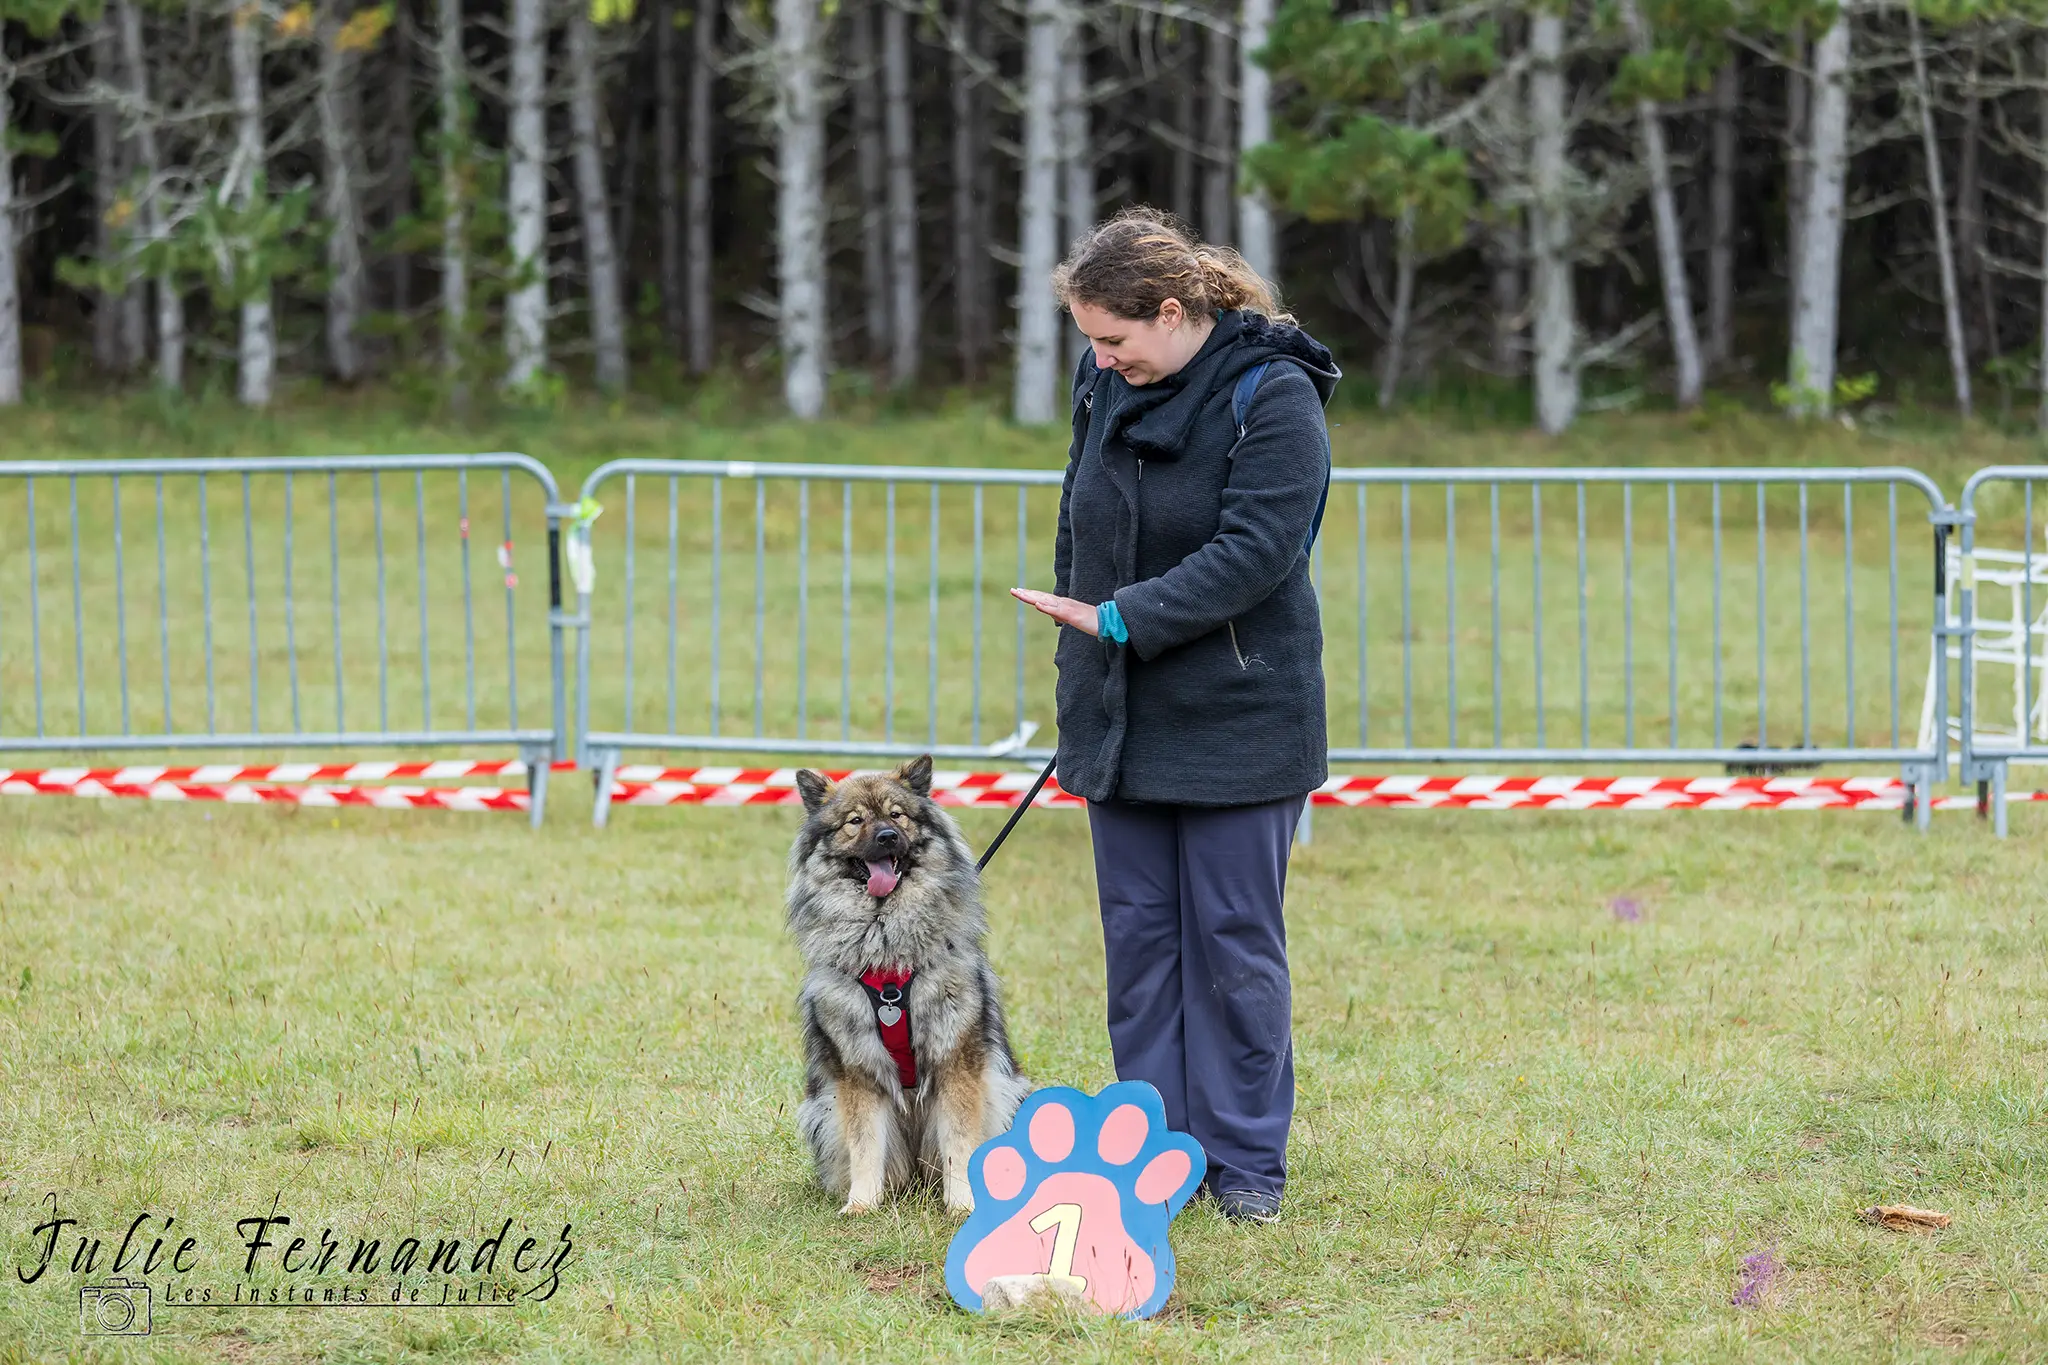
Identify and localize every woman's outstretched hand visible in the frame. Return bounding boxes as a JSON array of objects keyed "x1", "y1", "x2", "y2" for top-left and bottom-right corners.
[{"x1": 1011, "y1": 588, "x2": 1100, "y2": 636}]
